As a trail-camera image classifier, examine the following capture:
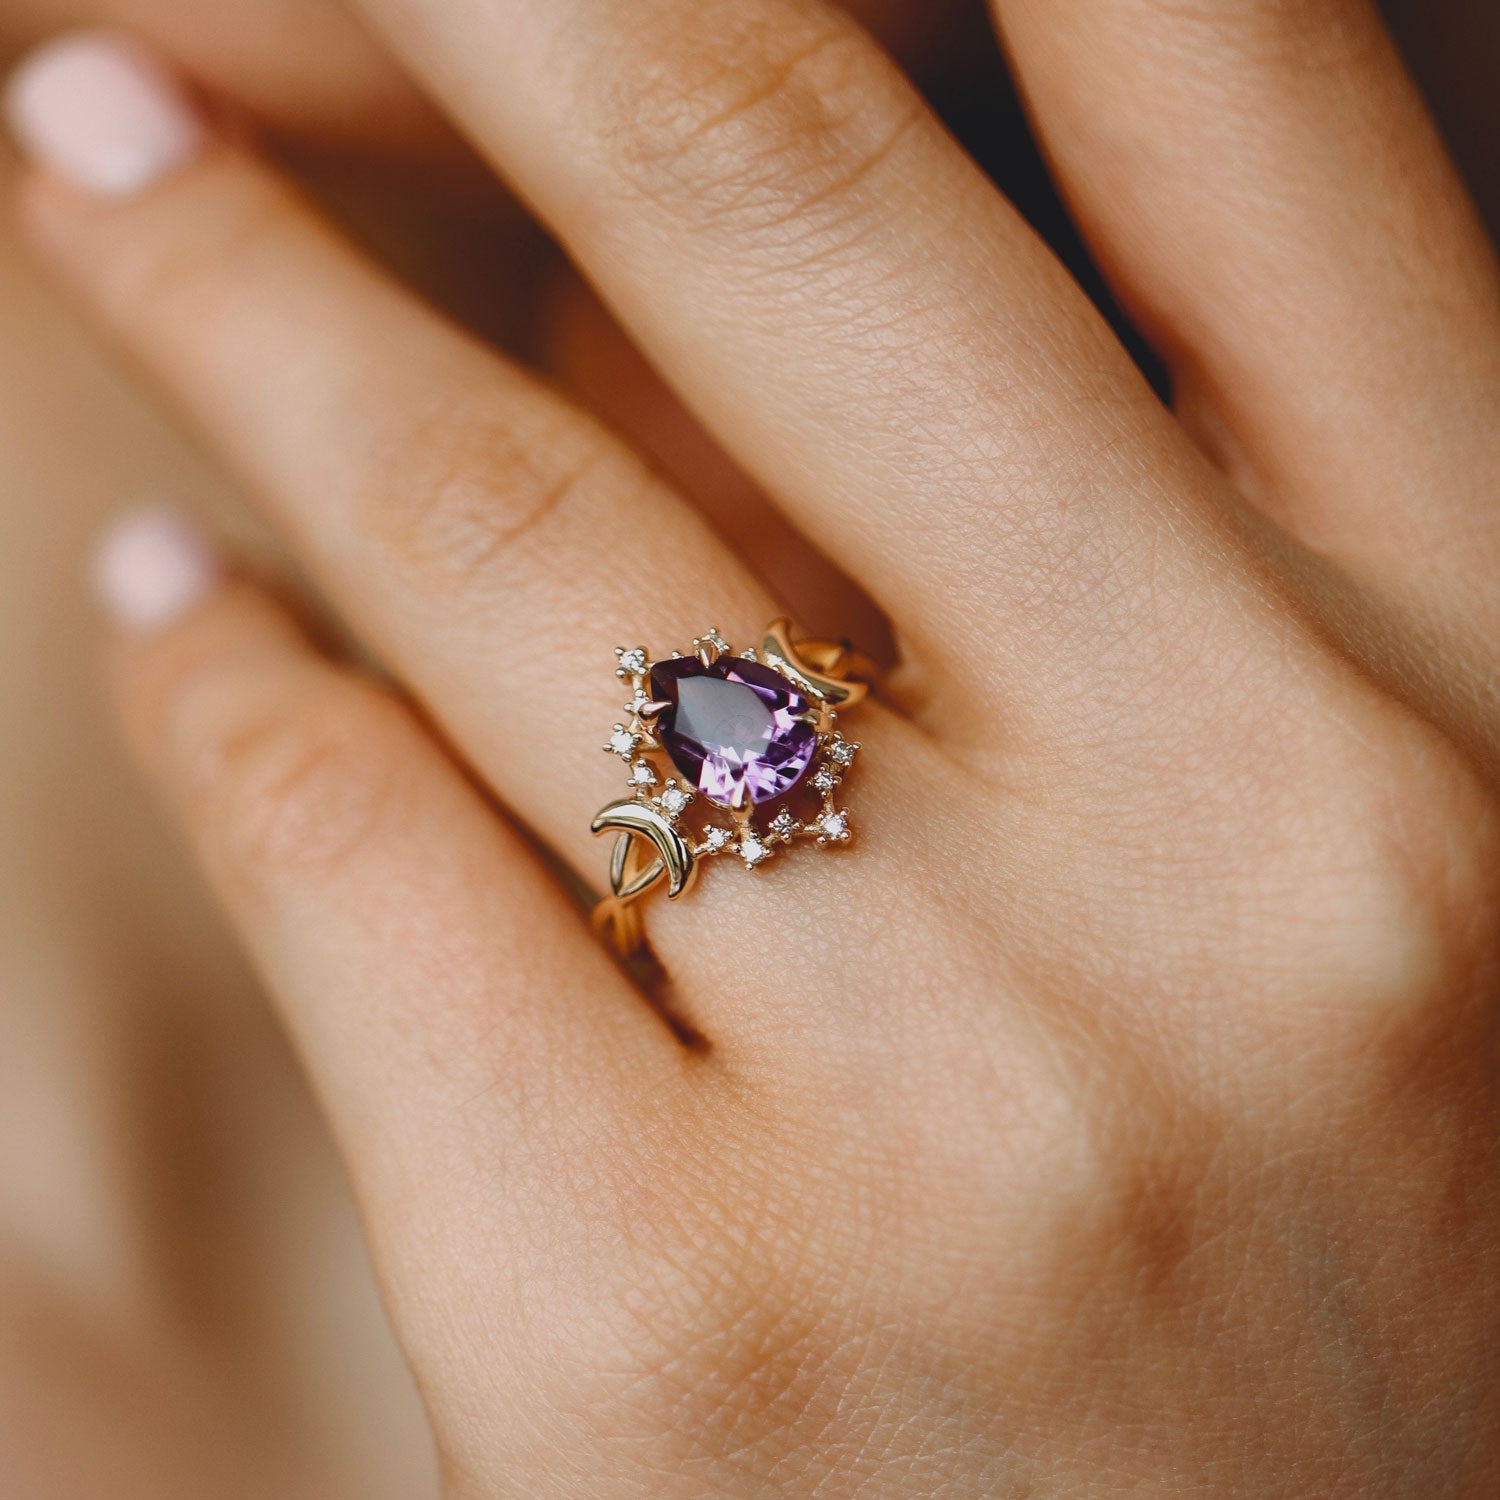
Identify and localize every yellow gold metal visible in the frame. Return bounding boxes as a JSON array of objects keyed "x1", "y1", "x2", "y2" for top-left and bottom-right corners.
[
  {"x1": 591, "y1": 800, "x2": 699, "y2": 956},
  {"x1": 592, "y1": 800, "x2": 699, "y2": 900},
  {"x1": 759, "y1": 619, "x2": 874, "y2": 711},
  {"x1": 591, "y1": 620, "x2": 875, "y2": 963}
]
